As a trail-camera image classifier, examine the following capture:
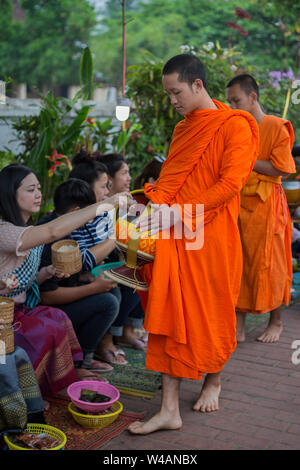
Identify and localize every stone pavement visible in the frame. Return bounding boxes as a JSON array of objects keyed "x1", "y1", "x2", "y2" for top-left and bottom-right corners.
[{"x1": 101, "y1": 302, "x2": 300, "y2": 451}]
